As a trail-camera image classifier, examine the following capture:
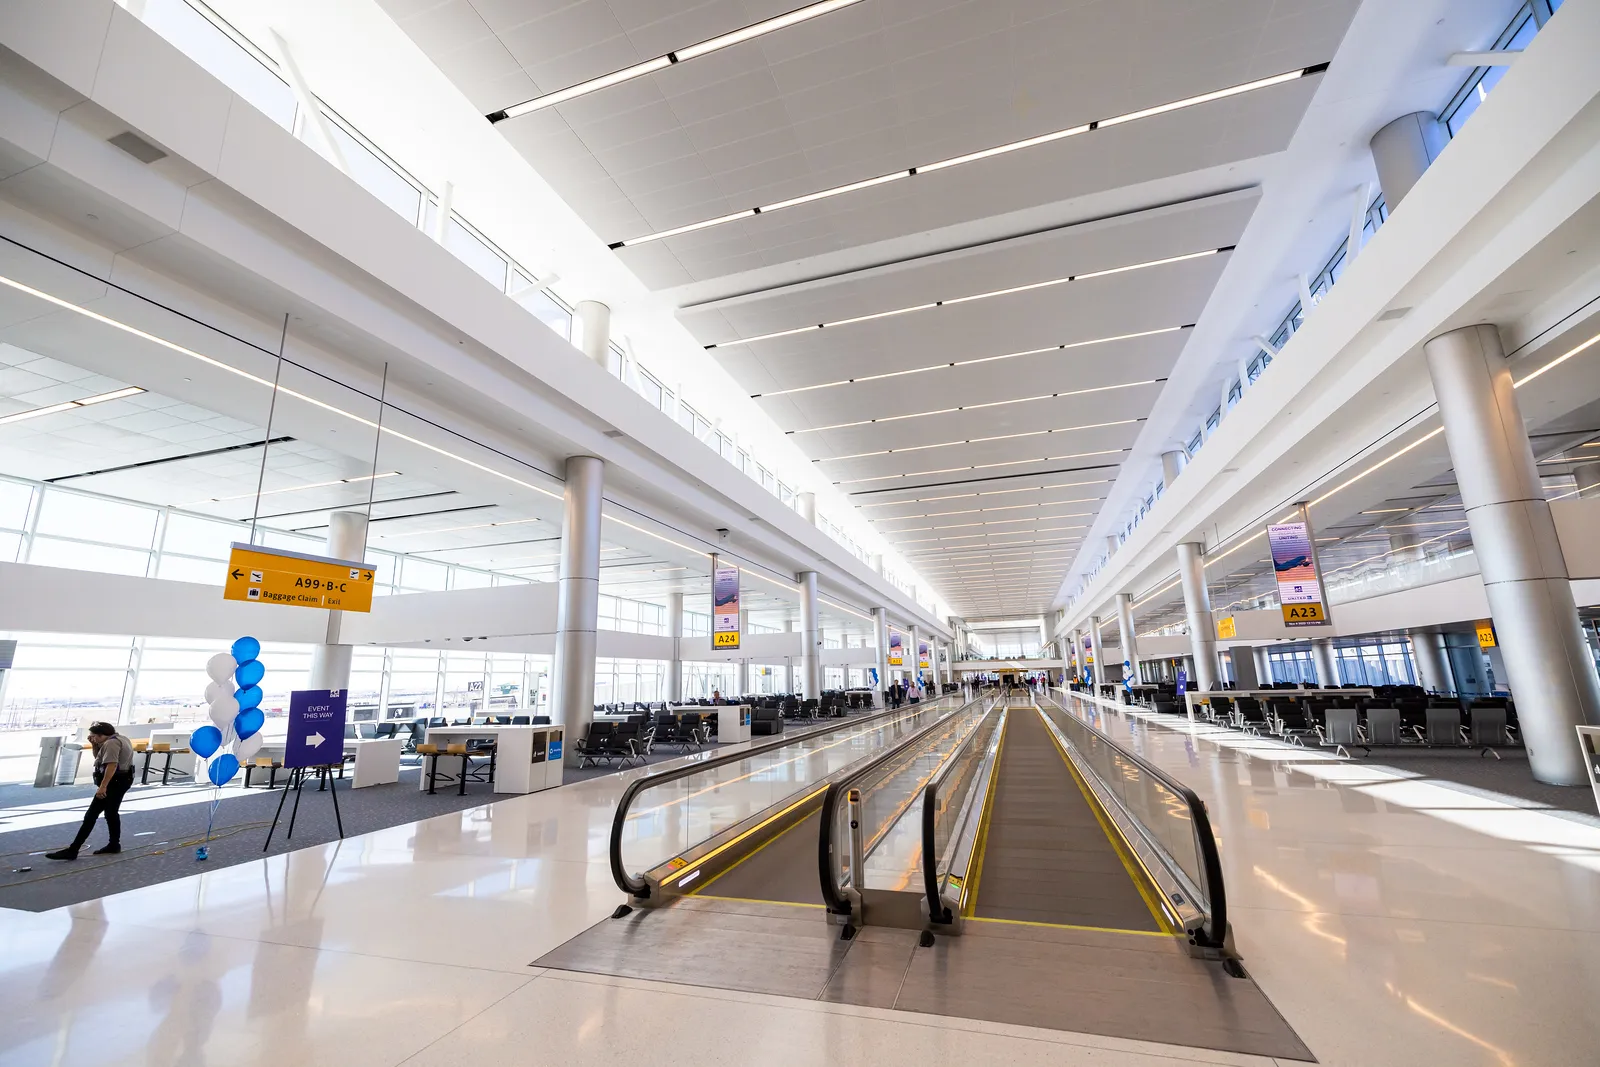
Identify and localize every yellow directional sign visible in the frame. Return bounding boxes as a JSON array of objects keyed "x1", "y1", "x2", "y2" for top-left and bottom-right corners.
[
  {"x1": 1476, "y1": 620, "x2": 1497, "y2": 648},
  {"x1": 1216, "y1": 616, "x2": 1238, "y2": 639},
  {"x1": 223, "y1": 543, "x2": 375, "y2": 612}
]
